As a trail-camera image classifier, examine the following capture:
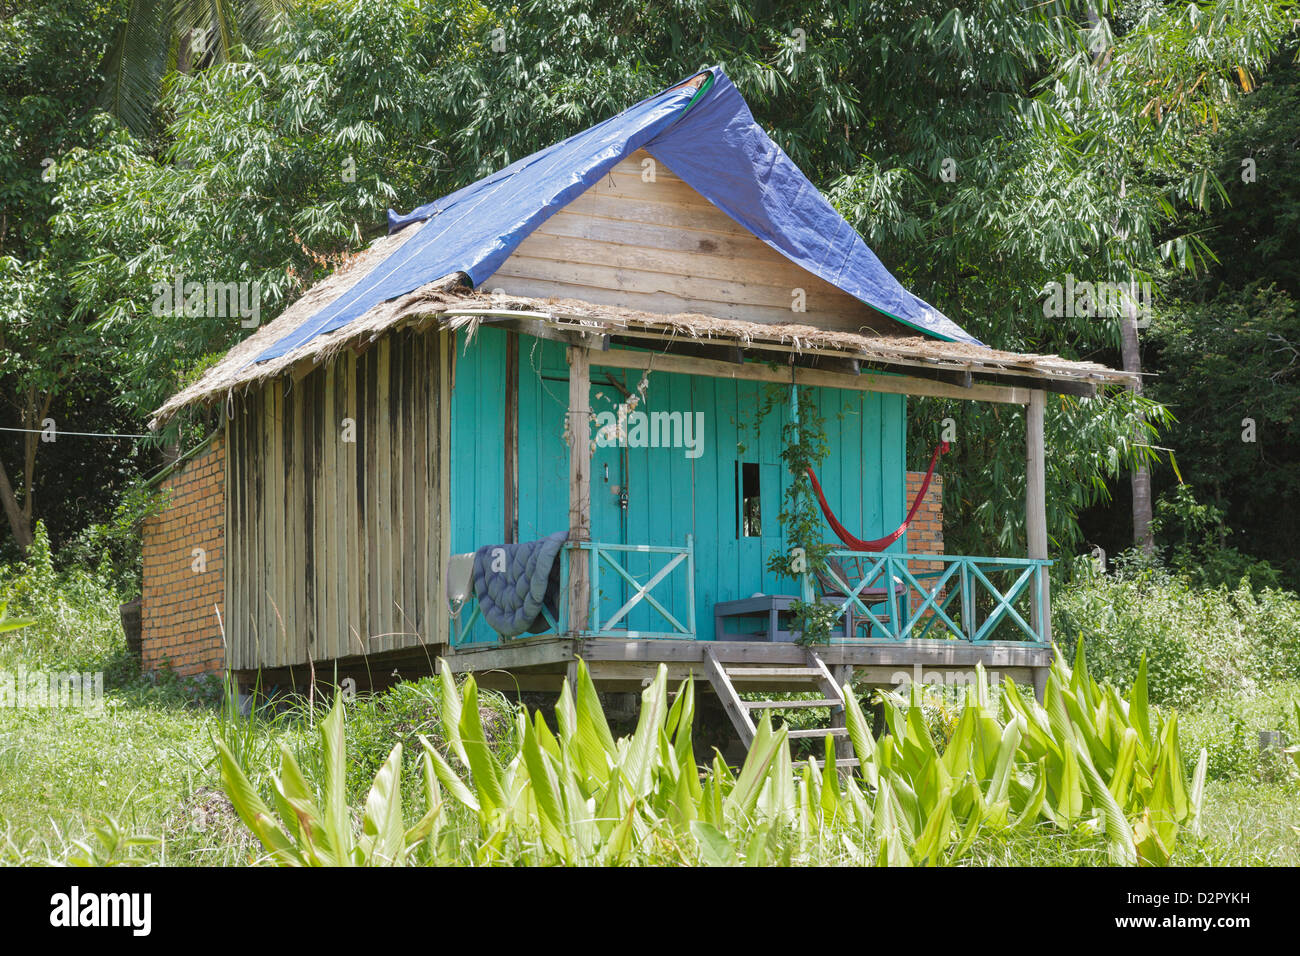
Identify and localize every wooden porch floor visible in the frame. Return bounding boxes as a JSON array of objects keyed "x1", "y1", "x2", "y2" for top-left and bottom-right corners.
[{"x1": 442, "y1": 635, "x2": 1051, "y2": 697}]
